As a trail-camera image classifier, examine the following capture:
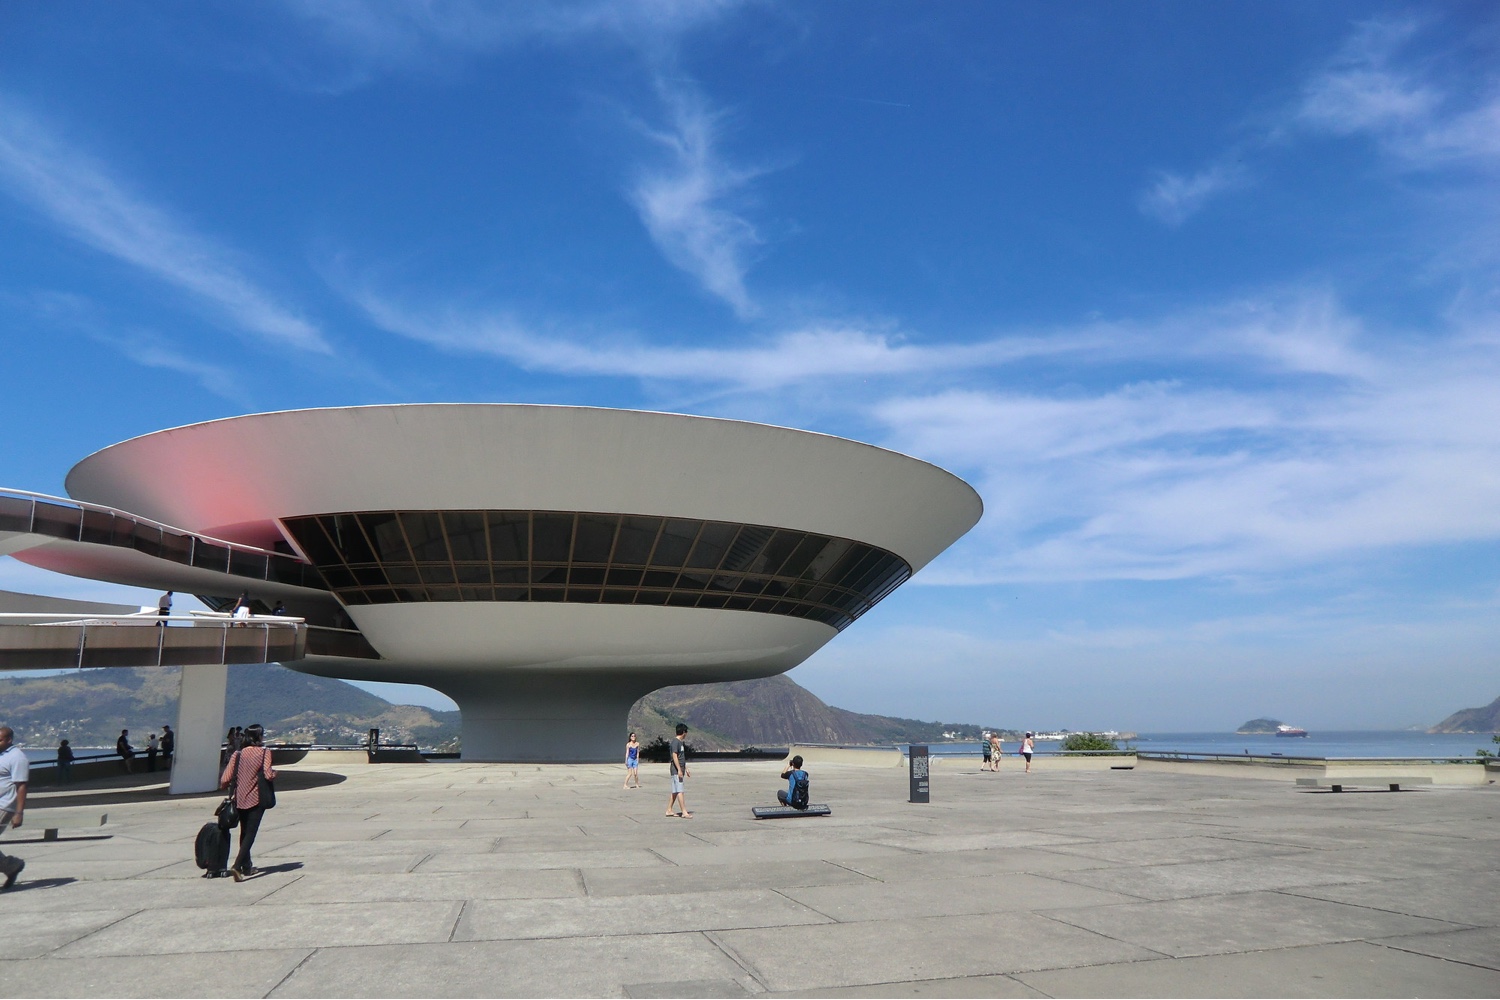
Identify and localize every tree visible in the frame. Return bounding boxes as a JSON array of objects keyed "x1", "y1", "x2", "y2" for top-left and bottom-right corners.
[{"x1": 1061, "y1": 732, "x2": 1119, "y2": 752}]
